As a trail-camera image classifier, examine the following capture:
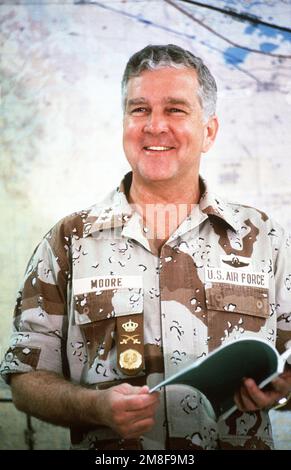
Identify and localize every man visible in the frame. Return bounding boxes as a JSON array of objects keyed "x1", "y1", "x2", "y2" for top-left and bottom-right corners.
[{"x1": 1, "y1": 44, "x2": 291, "y2": 450}]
